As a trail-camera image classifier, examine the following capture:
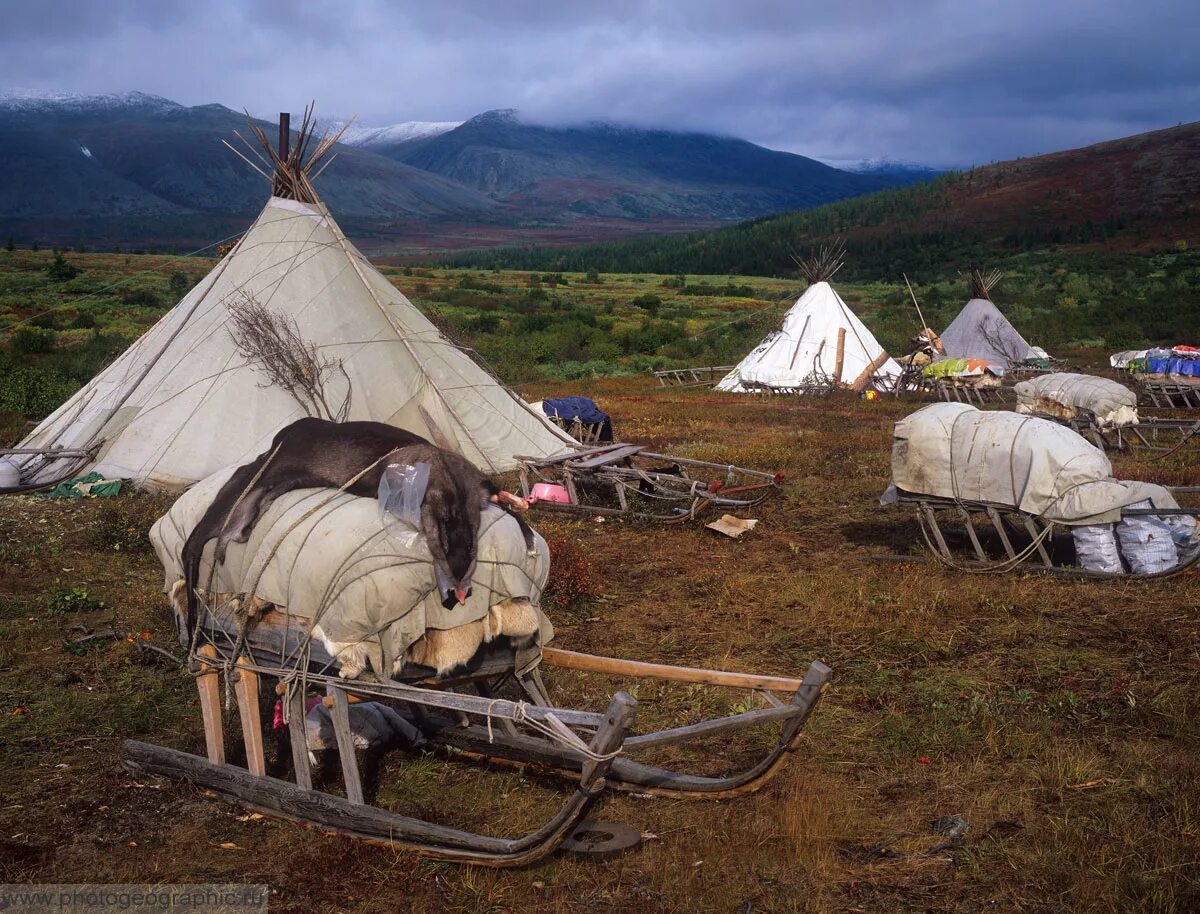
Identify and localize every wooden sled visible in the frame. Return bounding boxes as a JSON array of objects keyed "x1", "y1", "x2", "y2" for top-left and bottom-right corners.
[
  {"x1": 654, "y1": 365, "x2": 735, "y2": 388},
  {"x1": 516, "y1": 443, "x2": 782, "y2": 521},
  {"x1": 1039, "y1": 415, "x2": 1200, "y2": 455},
  {"x1": 882, "y1": 490, "x2": 1200, "y2": 580},
  {"x1": 122, "y1": 600, "x2": 831, "y2": 866},
  {"x1": 1139, "y1": 380, "x2": 1200, "y2": 409},
  {"x1": 934, "y1": 378, "x2": 1012, "y2": 406}
]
